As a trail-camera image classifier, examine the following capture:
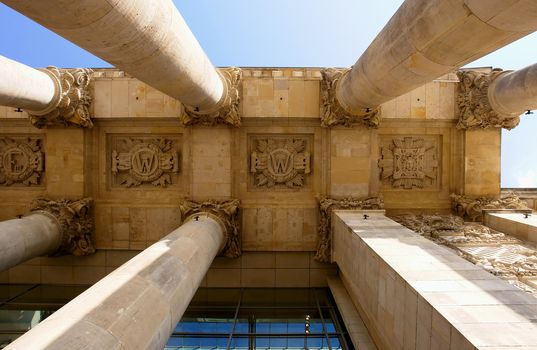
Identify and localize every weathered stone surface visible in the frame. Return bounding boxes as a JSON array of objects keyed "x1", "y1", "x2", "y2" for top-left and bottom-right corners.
[
  {"x1": 179, "y1": 198, "x2": 241, "y2": 258},
  {"x1": 0, "y1": 136, "x2": 43, "y2": 186},
  {"x1": 29, "y1": 67, "x2": 93, "y2": 128},
  {"x1": 378, "y1": 136, "x2": 438, "y2": 190},
  {"x1": 181, "y1": 67, "x2": 242, "y2": 127},
  {"x1": 111, "y1": 137, "x2": 180, "y2": 188},
  {"x1": 314, "y1": 195, "x2": 384, "y2": 262},
  {"x1": 456, "y1": 69, "x2": 520, "y2": 130},
  {"x1": 321, "y1": 69, "x2": 380, "y2": 128},
  {"x1": 250, "y1": 136, "x2": 311, "y2": 189},
  {"x1": 31, "y1": 197, "x2": 95, "y2": 256},
  {"x1": 451, "y1": 193, "x2": 529, "y2": 222}
]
